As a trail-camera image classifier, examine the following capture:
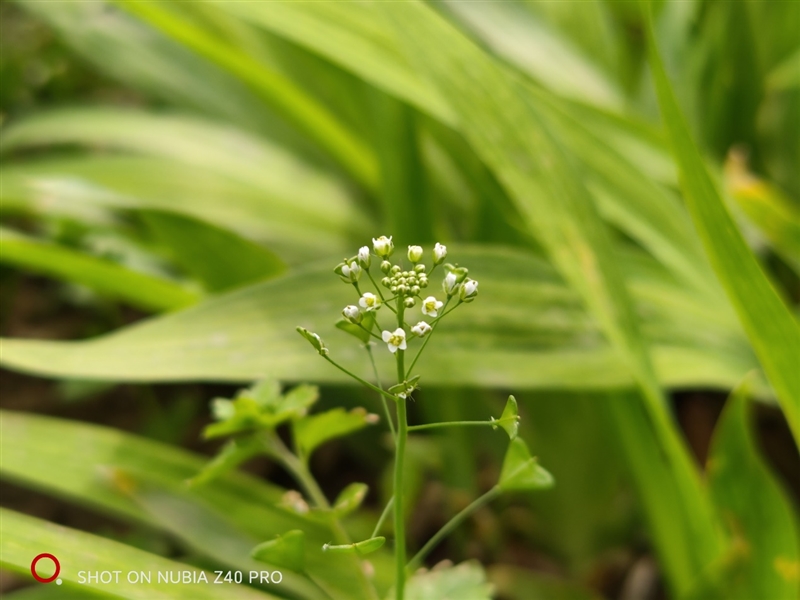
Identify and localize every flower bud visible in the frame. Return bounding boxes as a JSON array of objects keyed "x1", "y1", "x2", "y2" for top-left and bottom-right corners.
[
  {"x1": 407, "y1": 245, "x2": 423, "y2": 263},
  {"x1": 433, "y1": 243, "x2": 447, "y2": 265},
  {"x1": 296, "y1": 327, "x2": 328, "y2": 355},
  {"x1": 372, "y1": 235, "x2": 394, "y2": 258},
  {"x1": 380, "y1": 260, "x2": 392, "y2": 274},
  {"x1": 411, "y1": 321, "x2": 432, "y2": 338},
  {"x1": 381, "y1": 277, "x2": 391, "y2": 287},
  {"x1": 443, "y1": 271, "x2": 458, "y2": 296},
  {"x1": 390, "y1": 265, "x2": 401, "y2": 275},
  {"x1": 411, "y1": 285, "x2": 420, "y2": 295},
  {"x1": 445, "y1": 264, "x2": 469, "y2": 283},
  {"x1": 404, "y1": 297, "x2": 416, "y2": 308},
  {"x1": 342, "y1": 305, "x2": 362, "y2": 324},
  {"x1": 357, "y1": 246, "x2": 371, "y2": 268},
  {"x1": 335, "y1": 260, "x2": 361, "y2": 283},
  {"x1": 414, "y1": 264, "x2": 426, "y2": 273},
  {"x1": 459, "y1": 278, "x2": 479, "y2": 302}
]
